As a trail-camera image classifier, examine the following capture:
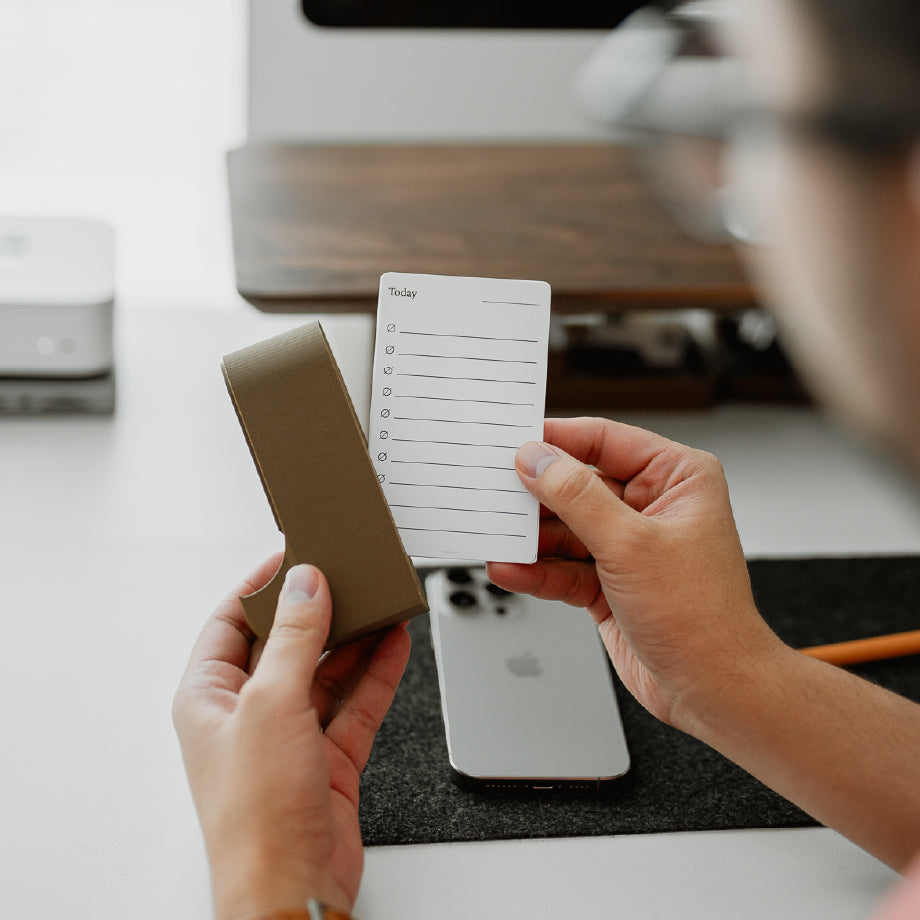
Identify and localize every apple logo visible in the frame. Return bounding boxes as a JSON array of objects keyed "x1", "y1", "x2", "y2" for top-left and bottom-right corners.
[{"x1": 505, "y1": 651, "x2": 543, "y2": 677}]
